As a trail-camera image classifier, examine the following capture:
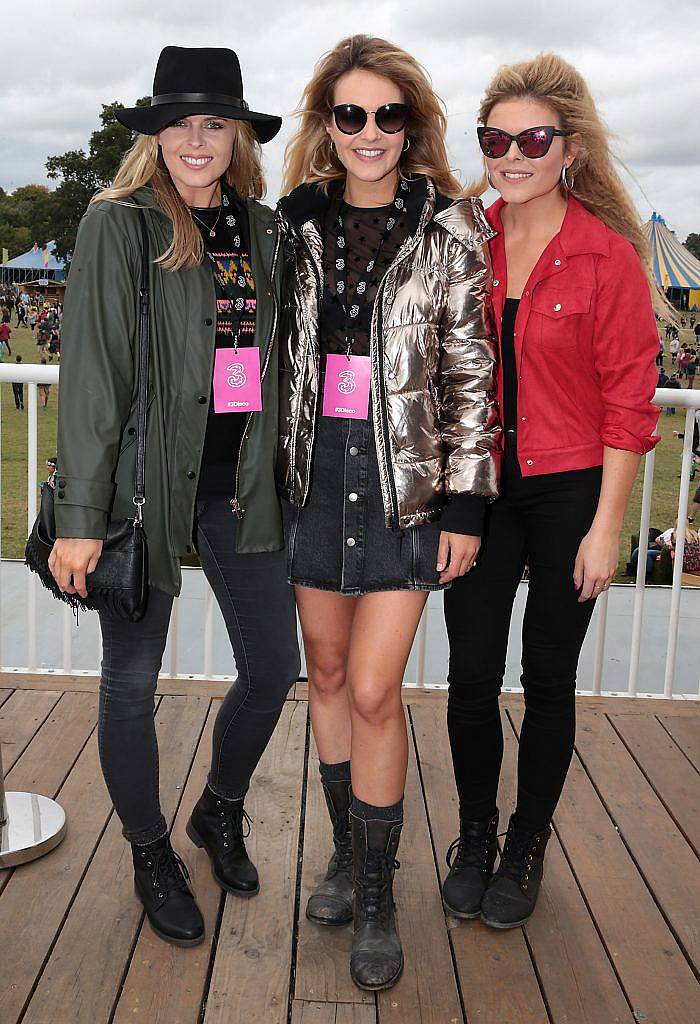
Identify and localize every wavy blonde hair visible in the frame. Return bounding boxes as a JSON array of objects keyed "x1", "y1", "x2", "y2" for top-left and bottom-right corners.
[
  {"x1": 479, "y1": 53, "x2": 653, "y2": 280},
  {"x1": 91, "y1": 121, "x2": 265, "y2": 271},
  {"x1": 282, "y1": 34, "x2": 464, "y2": 199}
]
